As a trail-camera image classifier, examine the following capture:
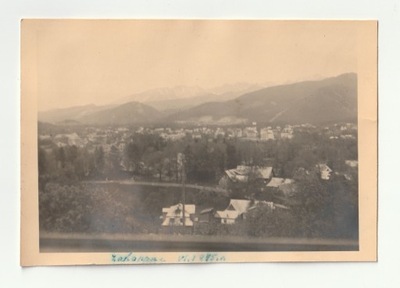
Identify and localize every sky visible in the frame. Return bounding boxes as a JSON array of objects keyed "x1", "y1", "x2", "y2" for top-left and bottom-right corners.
[{"x1": 25, "y1": 20, "x2": 359, "y2": 111}]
